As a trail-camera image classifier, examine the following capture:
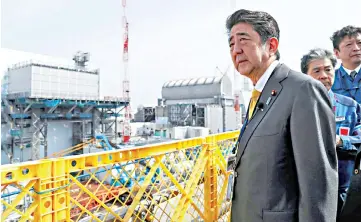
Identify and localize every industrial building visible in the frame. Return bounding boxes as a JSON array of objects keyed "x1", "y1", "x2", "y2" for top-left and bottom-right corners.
[
  {"x1": 131, "y1": 74, "x2": 251, "y2": 140},
  {"x1": 133, "y1": 106, "x2": 155, "y2": 123},
  {"x1": 133, "y1": 75, "x2": 244, "y2": 139},
  {"x1": 1, "y1": 52, "x2": 129, "y2": 164}
]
